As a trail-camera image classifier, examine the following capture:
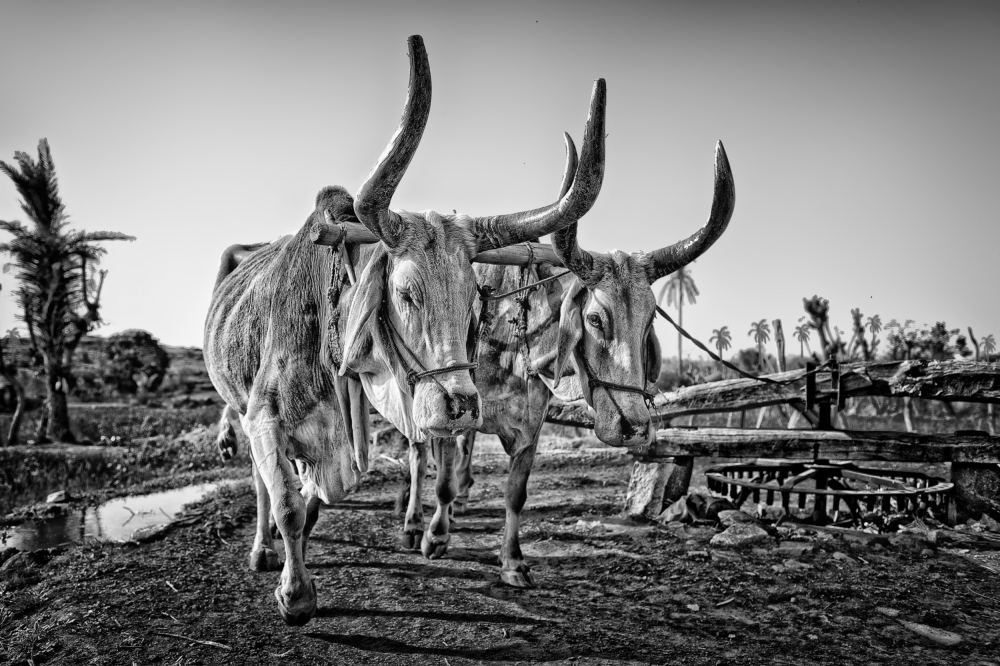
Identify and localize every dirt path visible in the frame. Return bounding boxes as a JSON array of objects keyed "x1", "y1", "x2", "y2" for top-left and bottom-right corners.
[{"x1": 2, "y1": 446, "x2": 1000, "y2": 665}]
